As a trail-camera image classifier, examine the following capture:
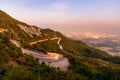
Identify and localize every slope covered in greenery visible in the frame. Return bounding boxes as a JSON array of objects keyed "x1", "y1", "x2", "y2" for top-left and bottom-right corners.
[{"x1": 0, "y1": 10, "x2": 120, "y2": 80}]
